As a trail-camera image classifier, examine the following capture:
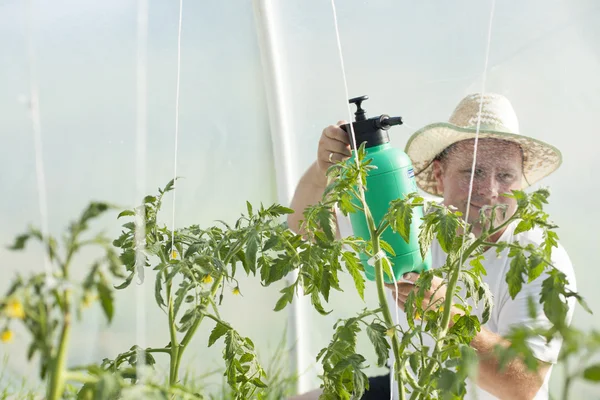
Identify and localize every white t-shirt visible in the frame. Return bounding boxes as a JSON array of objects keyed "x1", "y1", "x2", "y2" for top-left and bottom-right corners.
[{"x1": 336, "y1": 209, "x2": 577, "y2": 400}]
